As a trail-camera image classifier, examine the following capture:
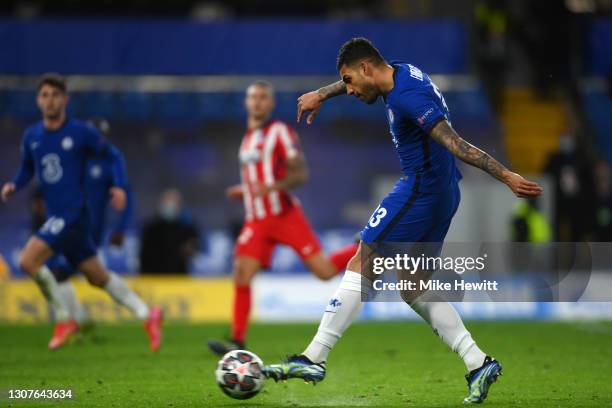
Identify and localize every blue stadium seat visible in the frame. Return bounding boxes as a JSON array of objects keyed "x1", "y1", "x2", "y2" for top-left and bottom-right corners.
[{"x1": 583, "y1": 91, "x2": 612, "y2": 164}]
